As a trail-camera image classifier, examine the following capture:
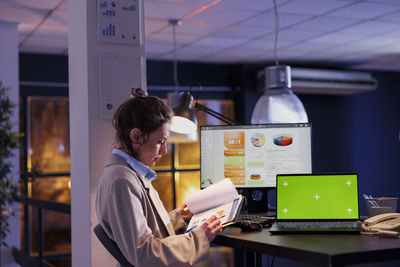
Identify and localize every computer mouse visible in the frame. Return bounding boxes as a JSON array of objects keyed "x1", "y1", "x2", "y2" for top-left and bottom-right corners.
[{"x1": 239, "y1": 221, "x2": 263, "y2": 232}]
